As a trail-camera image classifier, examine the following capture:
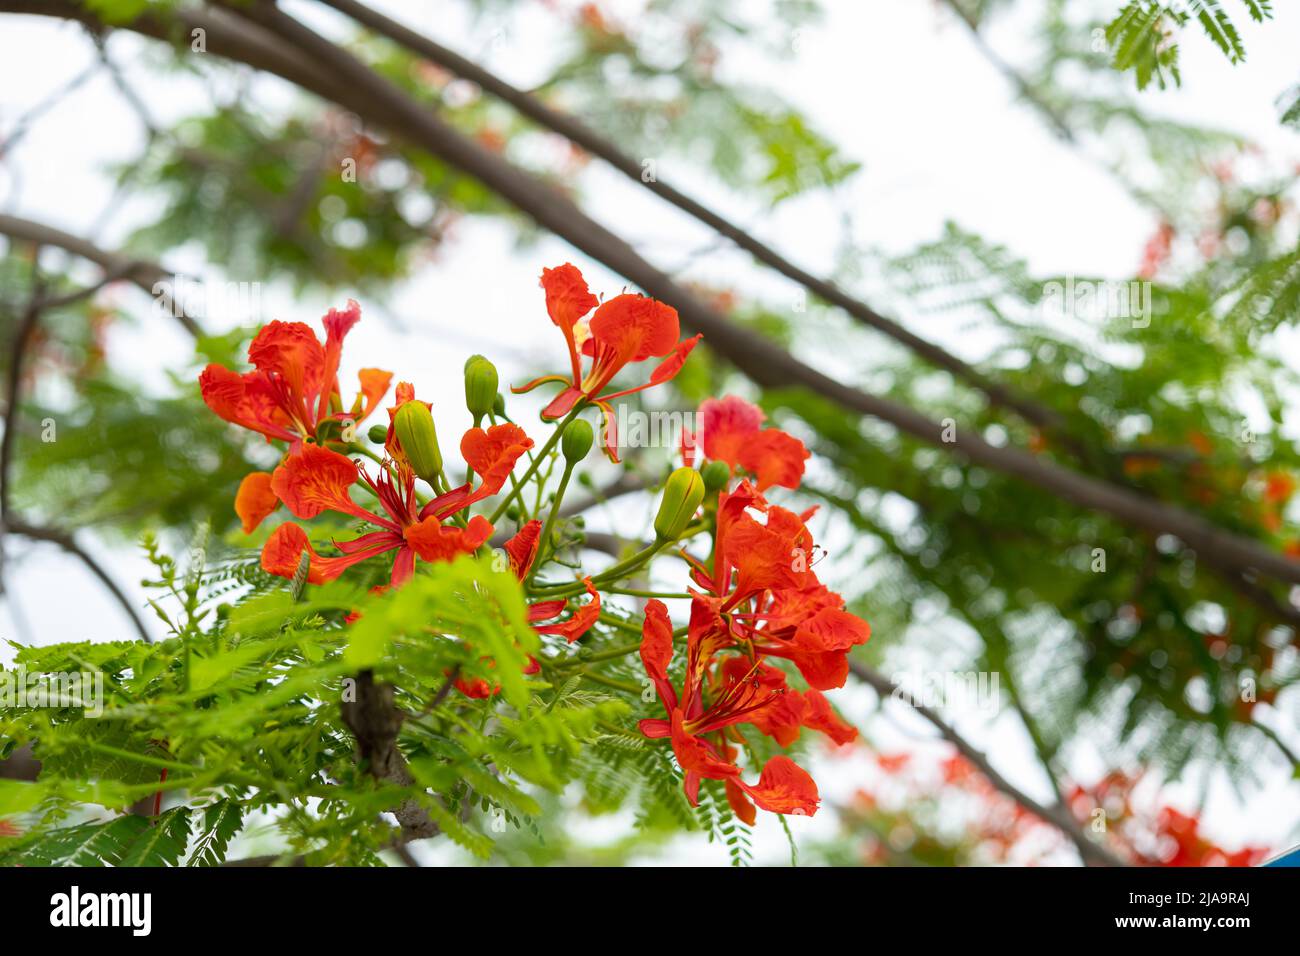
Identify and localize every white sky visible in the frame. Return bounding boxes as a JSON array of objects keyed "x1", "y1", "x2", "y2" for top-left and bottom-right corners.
[{"x1": 1, "y1": 0, "x2": 1297, "y2": 864}]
